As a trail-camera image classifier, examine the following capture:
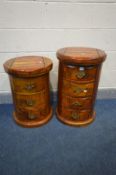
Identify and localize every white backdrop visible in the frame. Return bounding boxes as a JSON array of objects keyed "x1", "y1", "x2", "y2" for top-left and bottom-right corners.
[{"x1": 0, "y1": 0, "x2": 116, "y2": 93}]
